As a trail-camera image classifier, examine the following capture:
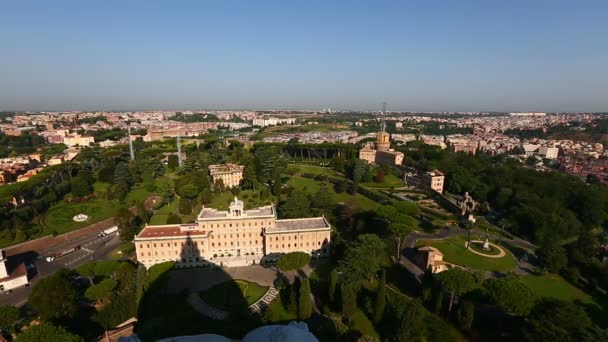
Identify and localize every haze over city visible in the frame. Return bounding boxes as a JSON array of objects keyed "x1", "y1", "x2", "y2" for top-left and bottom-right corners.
[{"x1": 1, "y1": 0, "x2": 607, "y2": 112}]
